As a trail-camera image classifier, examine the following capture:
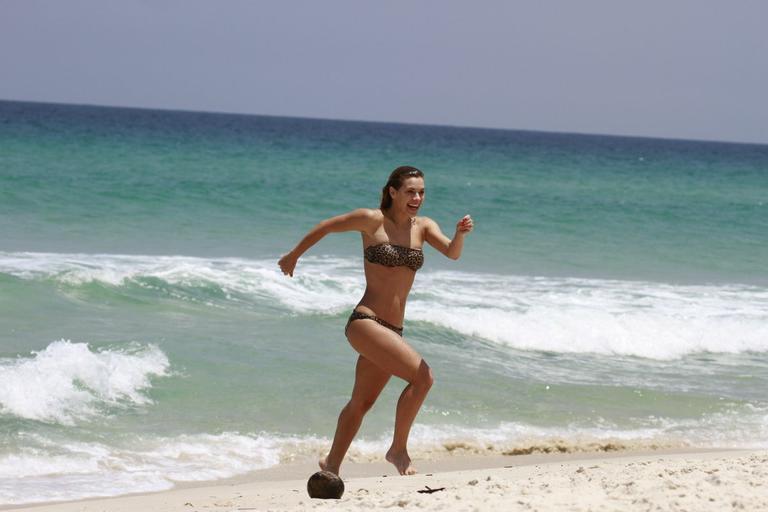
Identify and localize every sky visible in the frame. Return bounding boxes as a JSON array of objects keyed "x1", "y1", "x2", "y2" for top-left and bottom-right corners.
[{"x1": 1, "y1": 0, "x2": 766, "y2": 144}]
